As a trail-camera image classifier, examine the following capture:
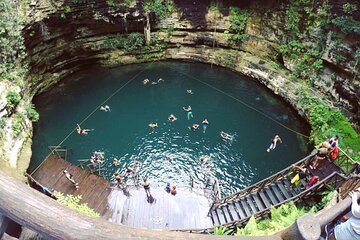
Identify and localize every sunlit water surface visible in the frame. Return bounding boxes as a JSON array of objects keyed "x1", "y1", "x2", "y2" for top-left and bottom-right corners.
[{"x1": 30, "y1": 61, "x2": 310, "y2": 196}]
